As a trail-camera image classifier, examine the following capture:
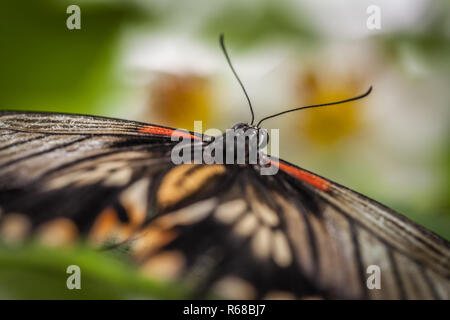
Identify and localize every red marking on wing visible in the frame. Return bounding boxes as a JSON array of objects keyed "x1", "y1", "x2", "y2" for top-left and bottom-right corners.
[
  {"x1": 270, "y1": 159, "x2": 331, "y2": 191},
  {"x1": 139, "y1": 125, "x2": 201, "y2": 140}
]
